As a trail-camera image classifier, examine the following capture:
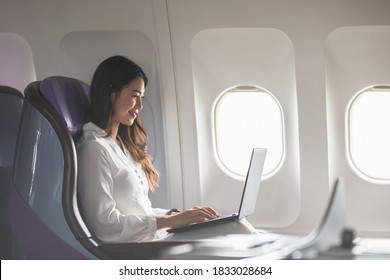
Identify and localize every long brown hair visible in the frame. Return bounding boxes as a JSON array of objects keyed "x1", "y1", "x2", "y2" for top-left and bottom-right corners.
[{"x1": 89, "y1": 55, "x2": 159, "y2": 190}]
